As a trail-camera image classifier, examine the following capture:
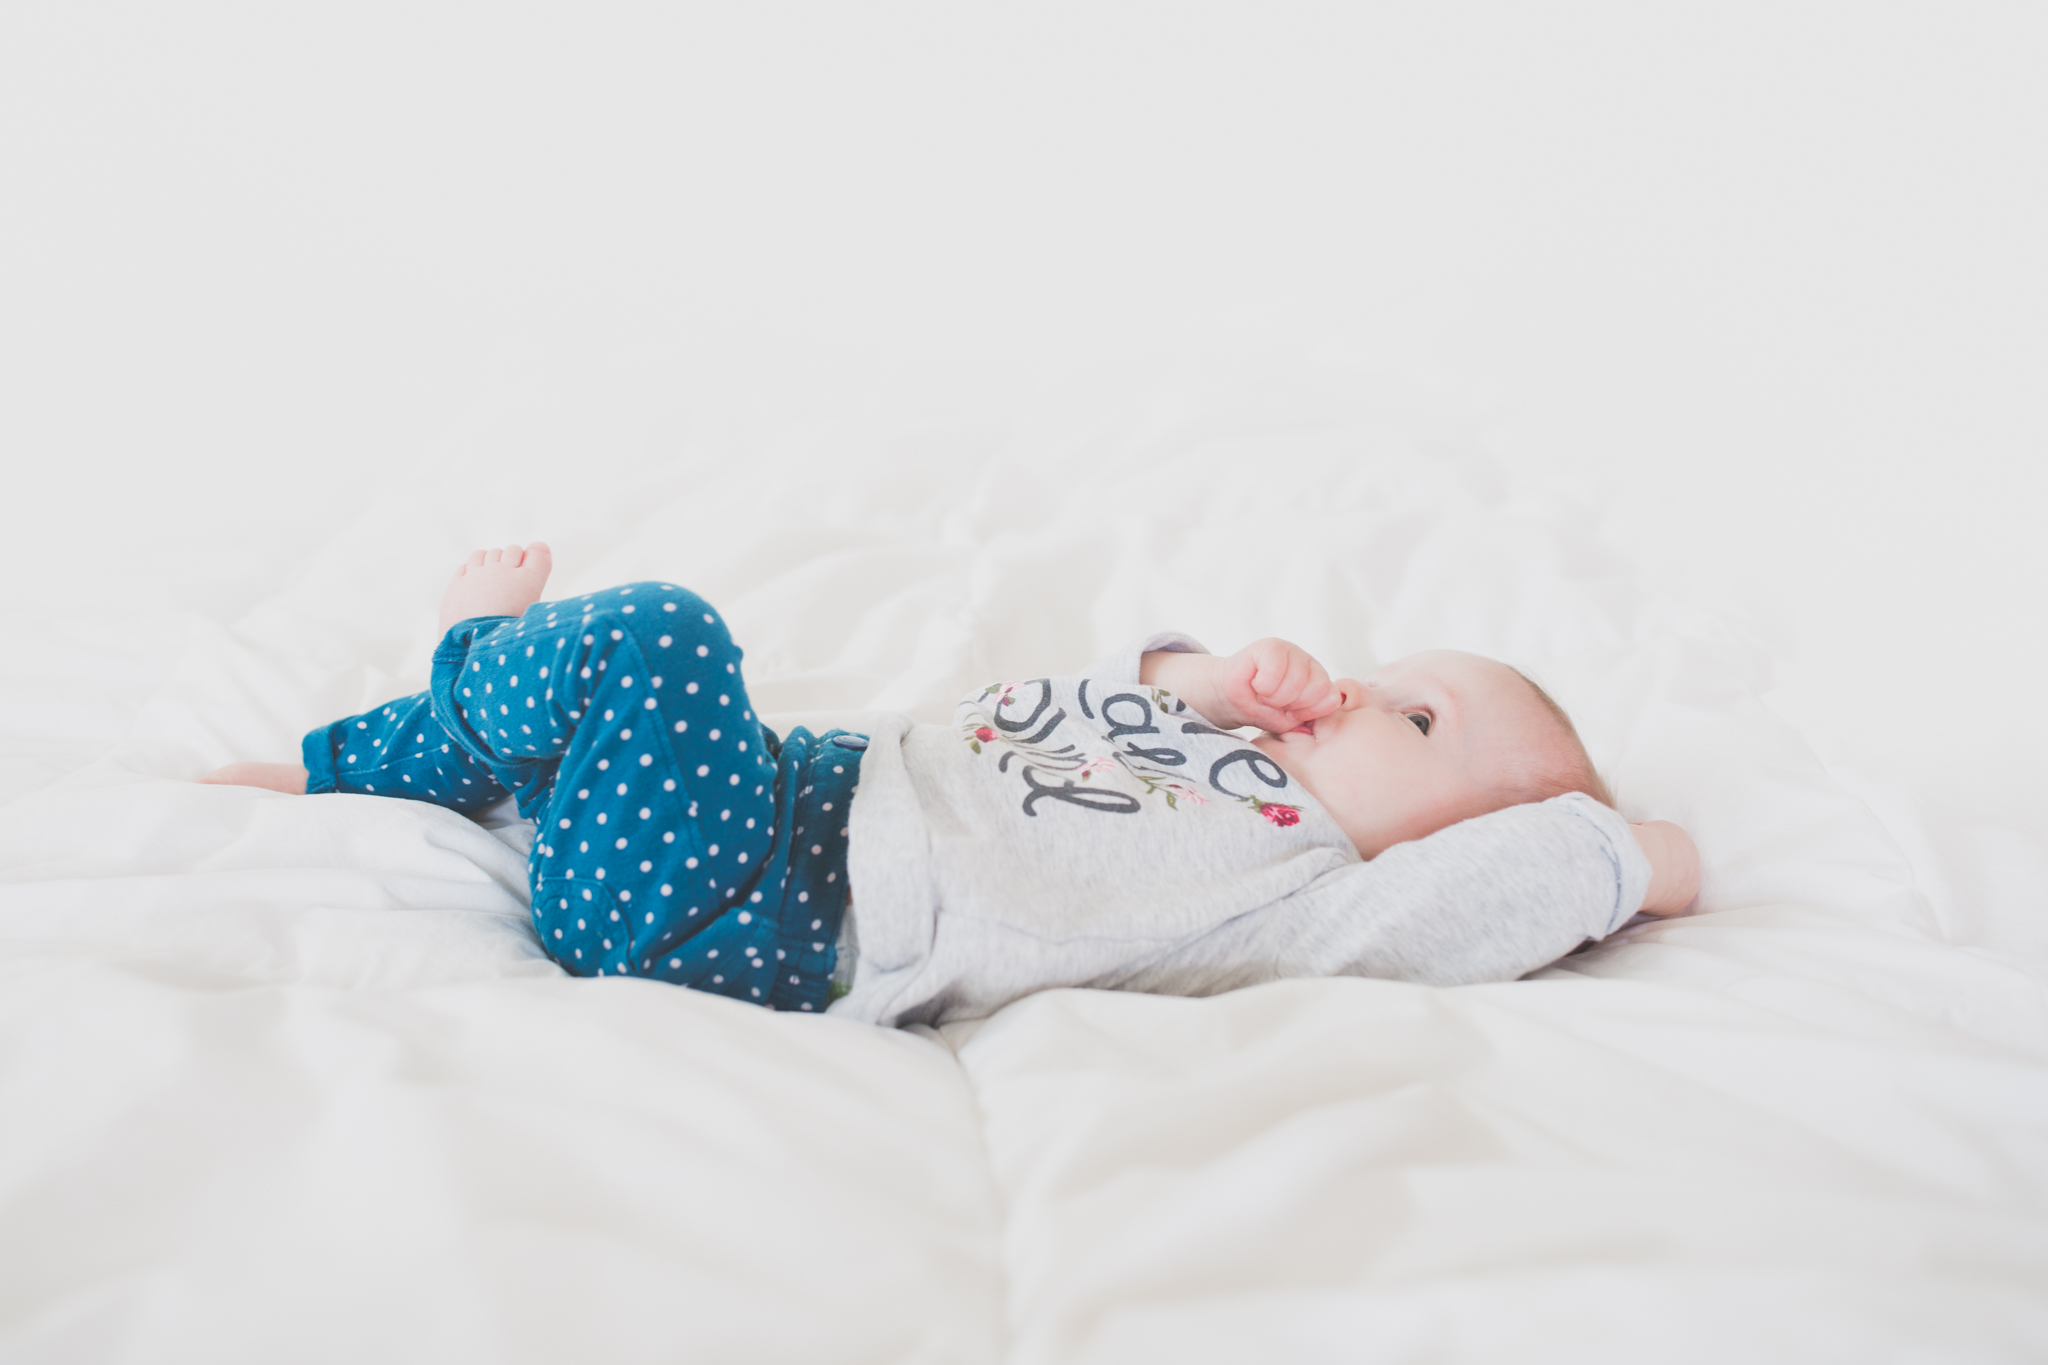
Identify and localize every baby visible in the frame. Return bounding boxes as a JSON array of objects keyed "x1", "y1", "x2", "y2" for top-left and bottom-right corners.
[{"x1": 205, "y1": 543, "x2": 1699, "y2": 1027}]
